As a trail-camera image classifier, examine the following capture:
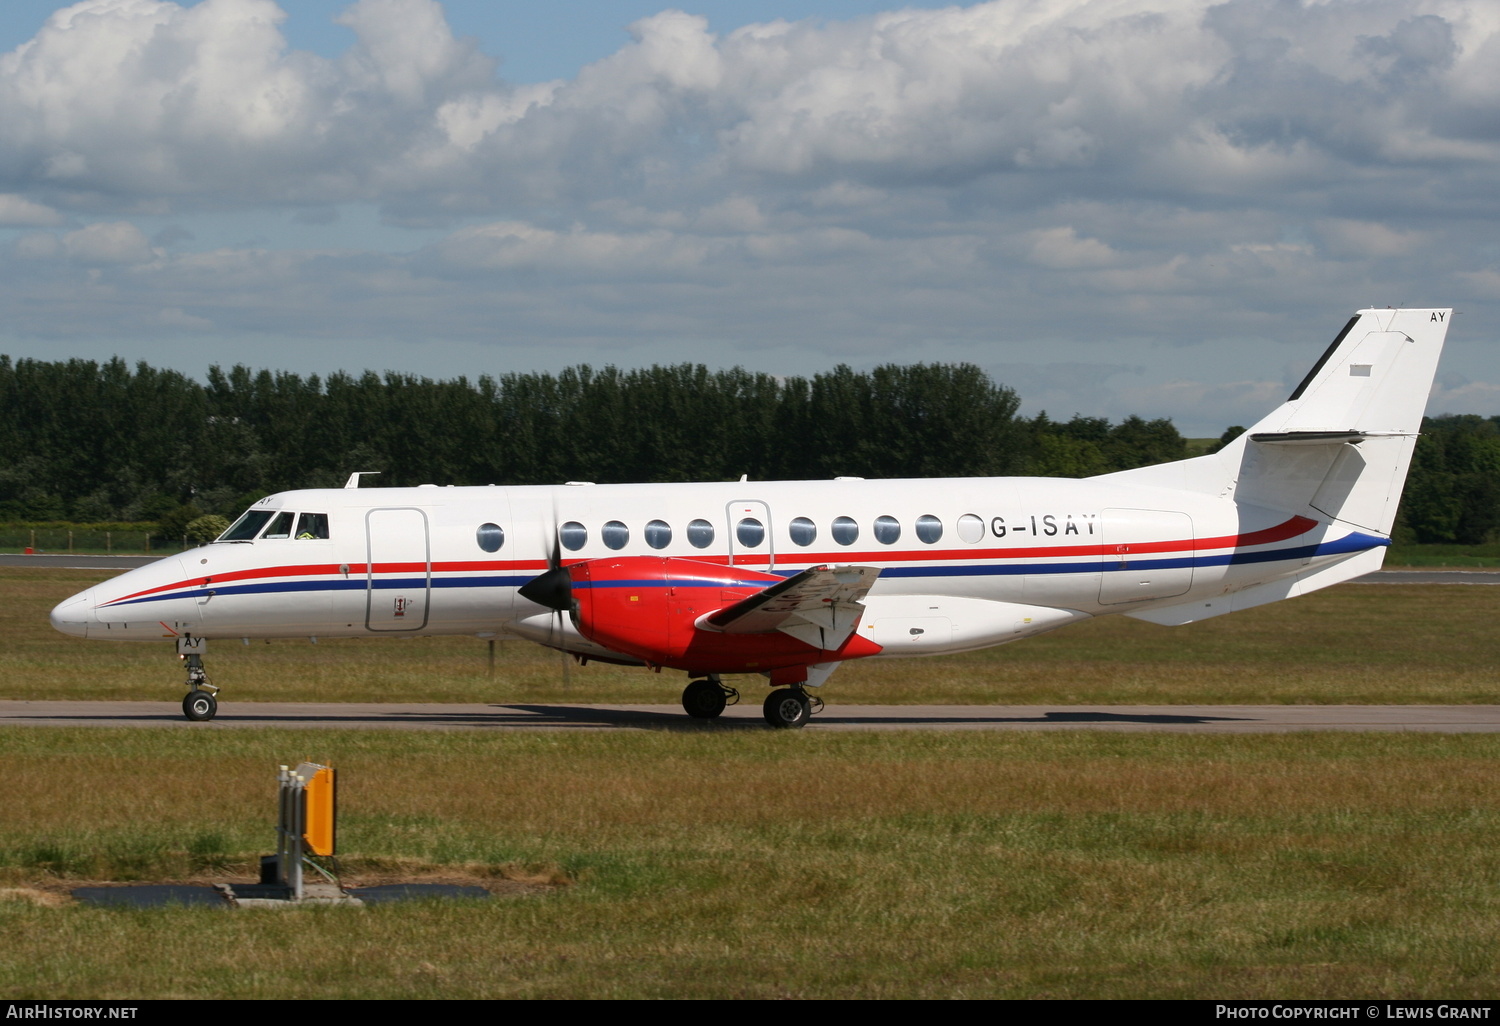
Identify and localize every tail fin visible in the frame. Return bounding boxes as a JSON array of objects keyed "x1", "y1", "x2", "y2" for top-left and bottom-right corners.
[{"x1": 1097, "y1": 308, "x2": 1451, "y2": 535}]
